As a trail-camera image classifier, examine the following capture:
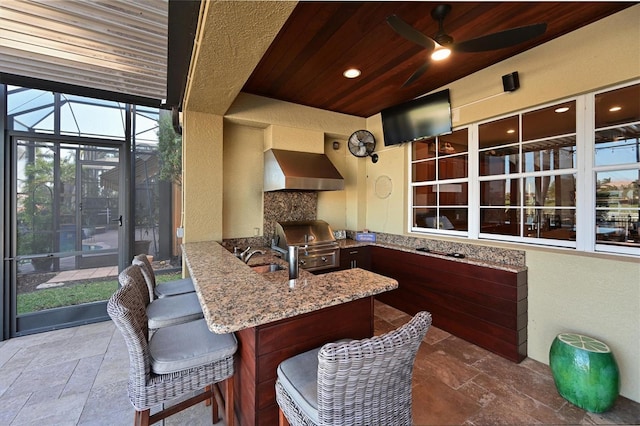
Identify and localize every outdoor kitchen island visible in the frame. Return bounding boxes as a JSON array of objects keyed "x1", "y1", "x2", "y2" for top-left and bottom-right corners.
[{"x1": 182, "y1": 240, "x2": 398, "y2": 426}]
